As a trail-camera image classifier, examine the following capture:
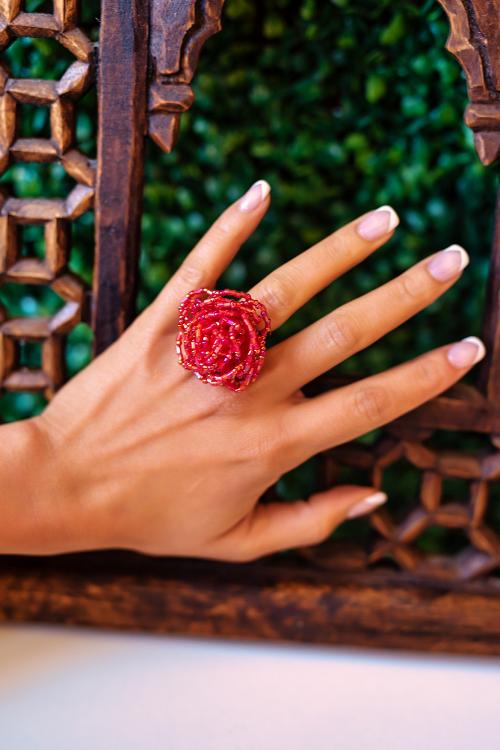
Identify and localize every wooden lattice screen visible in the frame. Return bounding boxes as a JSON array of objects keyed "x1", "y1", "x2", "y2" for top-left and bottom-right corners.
[{"x1": 1, "y1": 0, "x2": 500, "y2": 655}]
